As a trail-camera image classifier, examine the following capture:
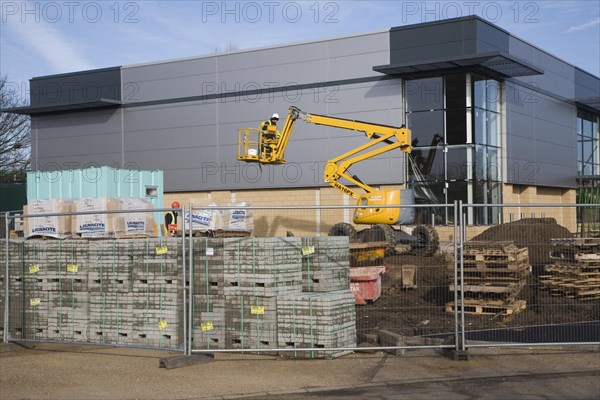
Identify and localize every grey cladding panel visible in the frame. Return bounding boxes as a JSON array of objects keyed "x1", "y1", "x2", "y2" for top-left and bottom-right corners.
[
  {"x1": 218, "y1": 42, "x2": 328, "y2": 72},
  {"x1": 32, "y1": 110, "x2": 123, "y2": 170},
  {"x1": 124, "y1": 73, "x2": 218, "y2": 103},
  {"x1": 506, "y1": 136, "x2": 535, "y2": 161},
  {"x1": 327, "y1": 32, "x2": 388, "y2": 58},
  {"x1": 125, "y1": 125, "x2": 219, "y2": 151},
  {"x1": 506, "y1": 109, "x2": 535, "y2": 140},
  {"x1": 505, "y1": 90, "x2": 578, "y2": 187},
  {"x1": 509, "y1": 37, "x2": 535, "y2": 63},
  {"x1": 32, "y1": 109, "x2": 122, "y2": 139},
  {"x1": 34, "y1": 154, "x2": 123, "y2": 171},
  {"x1": 475, "y1": 20, "x2": 509, "y2": 53},
  {"x1": 123, "y1": 102, "x2": 217, "y2": 133},
  {"x1": 122, "y1": 57, "x2": 217, "y2": 83},
  {"x1": 327, "y1": 51, "x2": 389, "y2": 81},
  {"x1": 574, "y1": 69, "x2": 600, "y2": 99},
  {"x1": 30, "y1": 68, "x2": 121, "y2": 107},
  {"x1": 389, "y1": 19, "x2": 477, "y2": 63},
  {"x1": 535, "y1": 141, "x2": 576, "y2": 167},
  {"x1": 534, "y1": 162, "x2": 578, "y2": 188},
  {"x1": 38, "y1": 133, "x2": 122, "y2": 158},
  {"x1": 217, "y1": 59, "x2": 328, "y2": 90},
  {"x1": 326, "y1": 81, "x2": 401, "y2": 115},
  {"x1": 125, "y1": 146, "x2": 219, "y2": 172}
]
